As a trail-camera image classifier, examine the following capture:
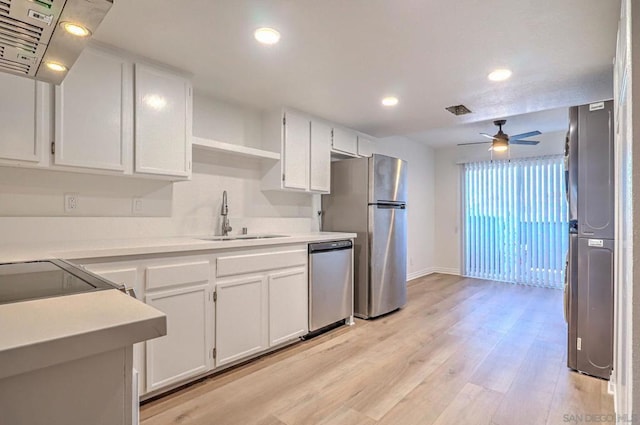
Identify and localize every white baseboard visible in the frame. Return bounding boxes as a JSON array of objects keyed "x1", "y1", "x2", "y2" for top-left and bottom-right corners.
[
  {"x1": 430, "y1": 267, "x2": 460, "y2": 276},
  {"x1": 407, "y1": 268, "x2": 435, "y2": 281},
  {"x1": 407, "y1": 267, "x2": 461, "y2": 281}
]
